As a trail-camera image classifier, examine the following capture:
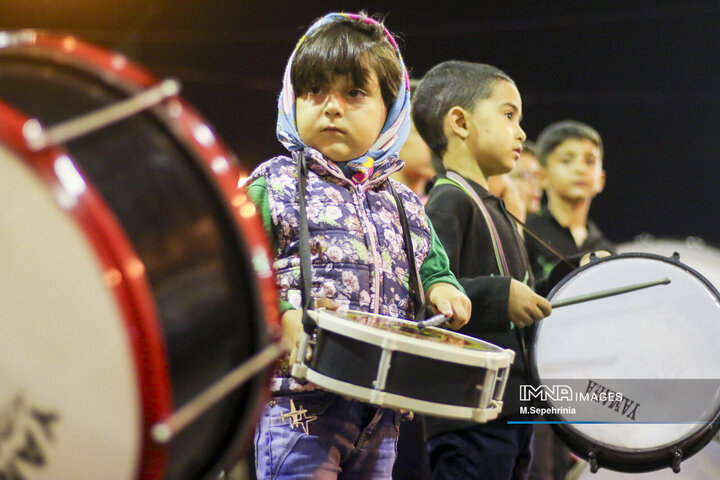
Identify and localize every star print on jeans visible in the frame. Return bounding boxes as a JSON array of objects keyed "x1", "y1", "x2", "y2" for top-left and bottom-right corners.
[{"x1": 280, "y1": 399, "x2": 318, "y2": 435}]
